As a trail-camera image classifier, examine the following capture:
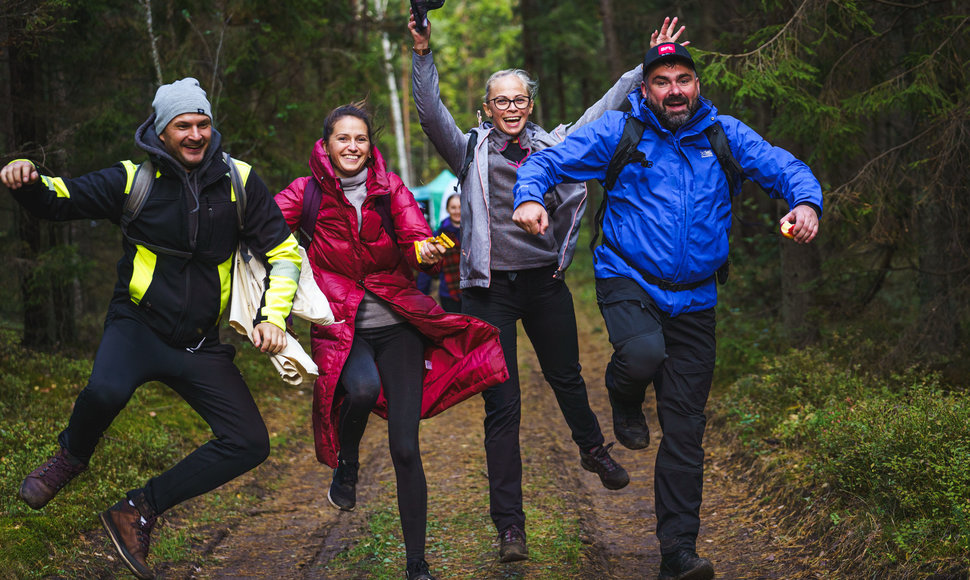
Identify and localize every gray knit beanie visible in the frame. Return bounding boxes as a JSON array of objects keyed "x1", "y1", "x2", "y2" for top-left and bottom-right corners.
[{"x1": 152, "y1": 77, "x2": 212, "y2": 135}]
